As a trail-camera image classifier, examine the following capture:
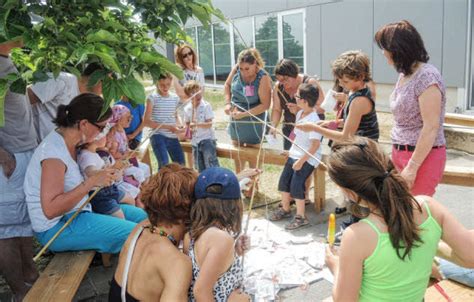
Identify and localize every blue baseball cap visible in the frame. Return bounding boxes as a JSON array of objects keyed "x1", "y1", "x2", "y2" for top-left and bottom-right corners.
[{"x1": 195, "y1": 167, "x2": 241, "y2": 200}]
